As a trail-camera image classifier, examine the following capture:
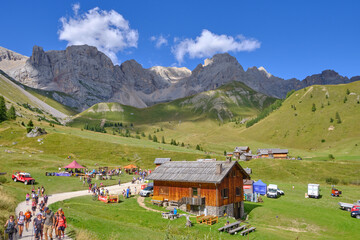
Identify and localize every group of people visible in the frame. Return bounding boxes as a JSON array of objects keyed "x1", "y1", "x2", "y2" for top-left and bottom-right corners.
[{"x1": 3, "y1": 185, "x2": 67, "y2": 240}]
